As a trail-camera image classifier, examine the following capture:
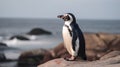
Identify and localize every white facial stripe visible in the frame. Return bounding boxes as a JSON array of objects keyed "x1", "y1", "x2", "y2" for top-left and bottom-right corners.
[
  {"x1": 64, "y1": 14, "x2": 68, "y2": 16},
  {"x1": 64, "y1": 14, "x2": 73, "y2": 25},
  {"x1": 68, "y1": 14, "x2": 73, "y2": 22}
]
